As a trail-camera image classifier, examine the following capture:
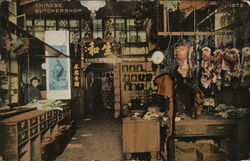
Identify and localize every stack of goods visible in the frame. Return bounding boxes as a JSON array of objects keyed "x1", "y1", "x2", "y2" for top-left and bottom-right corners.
[
  {"x1": 213, "y1": 104, "x2": 250, "y2": 119},
  {"x1": 143, "y1": 106, "x2": 164, "y2": 120},
  {"x1": 175, "y1": 140, "x2": 228, "y2": 161},
  {"x1": 24, "y1": 99, "x2": 64, "y2": 111}
]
